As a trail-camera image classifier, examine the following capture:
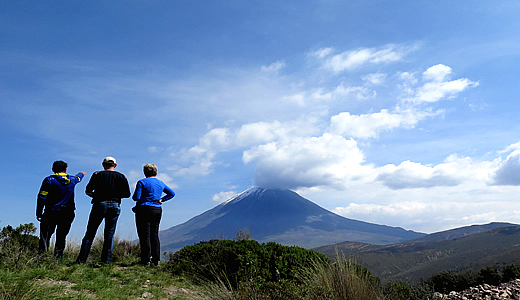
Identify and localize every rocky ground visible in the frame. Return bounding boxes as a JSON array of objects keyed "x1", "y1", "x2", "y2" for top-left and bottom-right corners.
[{"x1": 437, "y1": 279, "x2": 520, "y2": 300}]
